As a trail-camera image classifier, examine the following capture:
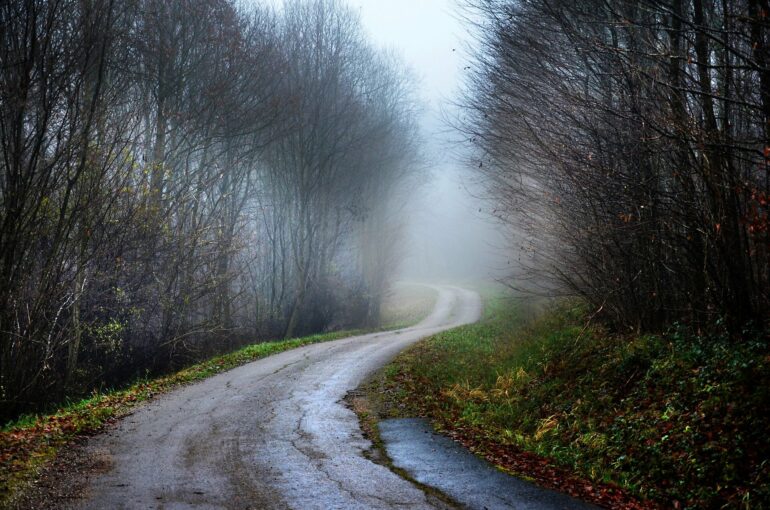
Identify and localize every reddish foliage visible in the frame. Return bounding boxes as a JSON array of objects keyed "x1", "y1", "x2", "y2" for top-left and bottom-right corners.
[
  {"x1": 0, "y1": 389, "x2": 146, "y2": 495},
  {"x1": 440, "y1": 423, "x2": 659, "y2": 510}
]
